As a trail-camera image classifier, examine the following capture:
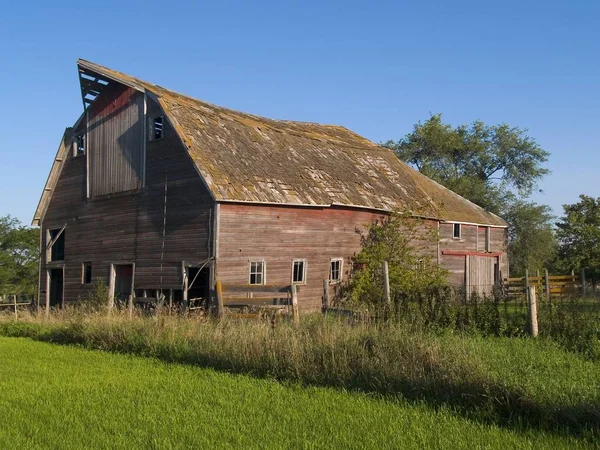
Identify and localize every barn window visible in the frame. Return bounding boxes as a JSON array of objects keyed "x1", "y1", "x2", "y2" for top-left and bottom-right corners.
[
  {"x1": 47, "y1": 228, "x2": 65, "y2": 262},
  {"x1": 82, "y1": 262, "x2": 92, "y2": 284},
  {"x1": 151, "y1": 116, "x2": 164, "y2": 140},
  {"x1": 330, "y1": 258, "x2": 343, "y2": 283},
  {"x1": 74, "y1": 134, "x2": 85, "y2": 157},
  {"x1": 453, "y1": 223, "x2": 461, "y2": 239},
  {"x1": 249, "y1": 260, "x2": 265, "y2": 285},
  {"x1": 485, "y1": 227, "x2": 491, "y2": 252},
  {"x1": 292, "y1": 259, "x2": 306, "y2": 284}
]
